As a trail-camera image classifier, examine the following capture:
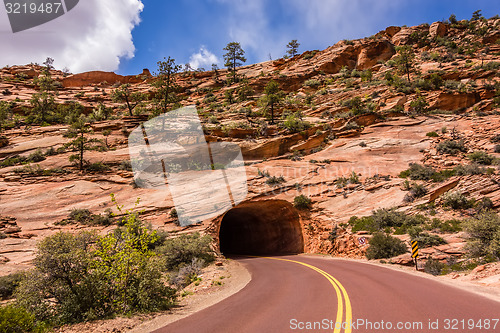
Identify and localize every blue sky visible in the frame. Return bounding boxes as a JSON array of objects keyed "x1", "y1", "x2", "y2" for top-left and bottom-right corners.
[
  {"x1": 117, "y1": 0, "x2": 499, "y2": 75},
  {"x1": 0, "y1": 0, "x2": 498, "y2": 74}
]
